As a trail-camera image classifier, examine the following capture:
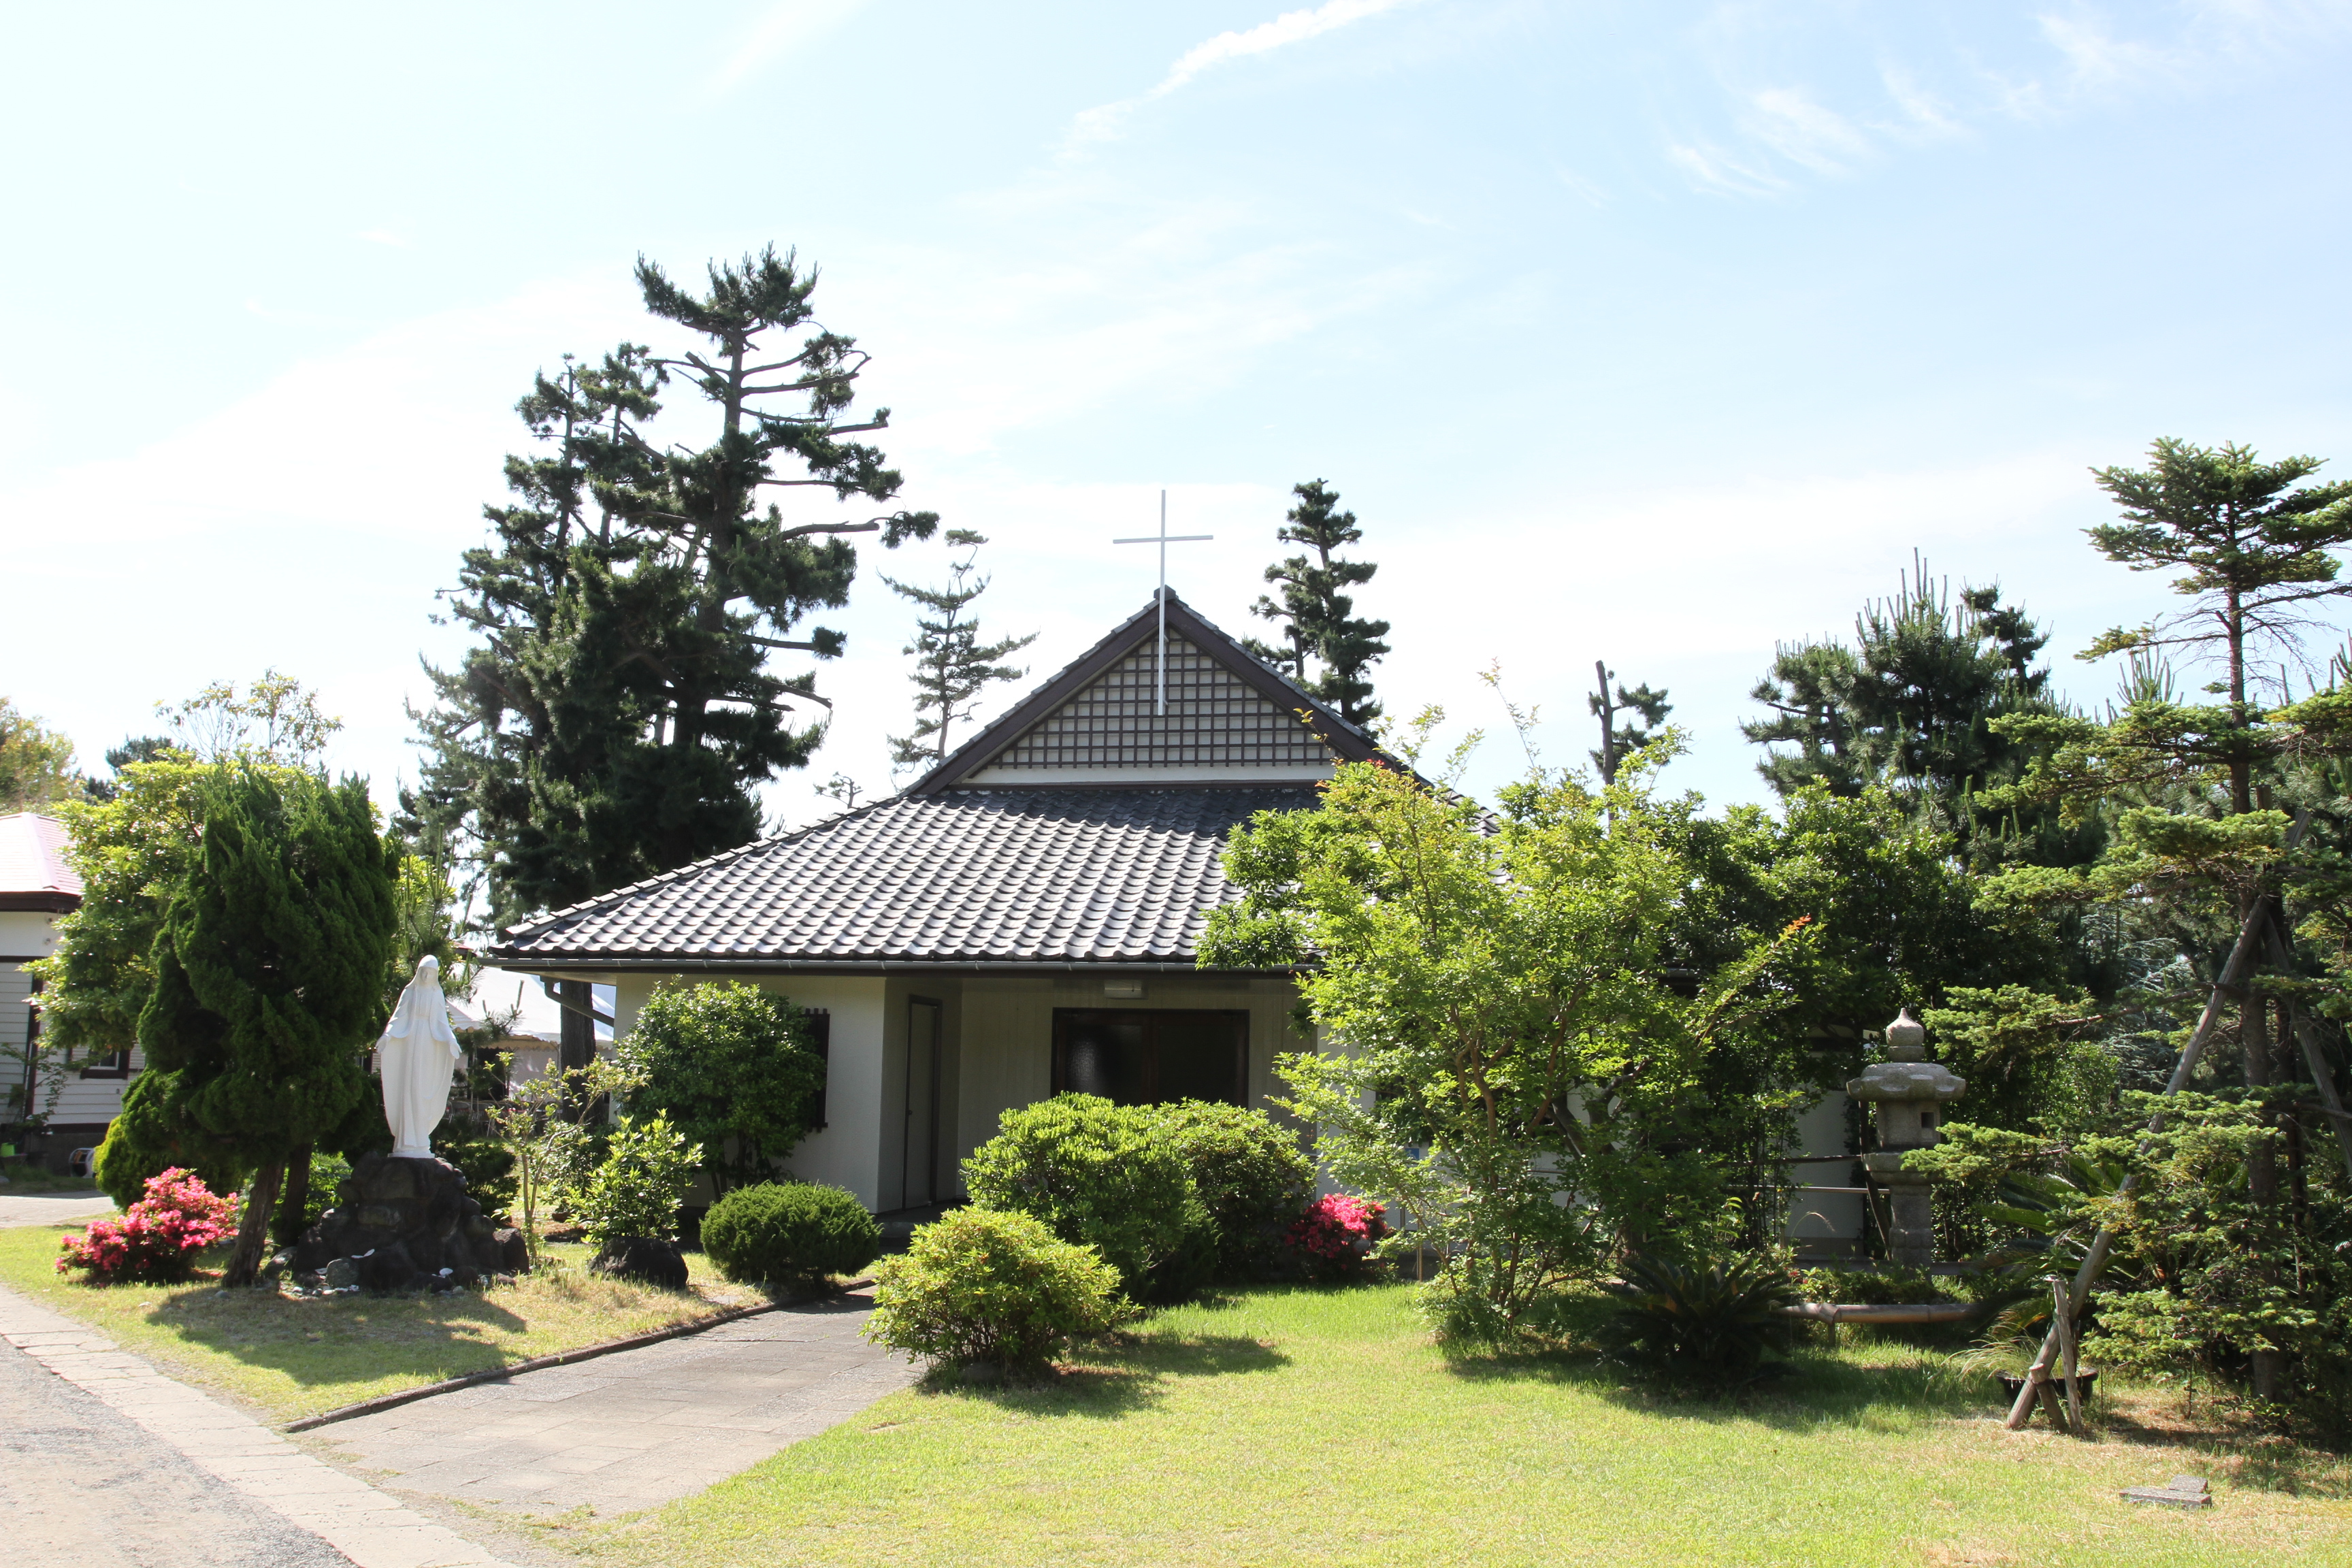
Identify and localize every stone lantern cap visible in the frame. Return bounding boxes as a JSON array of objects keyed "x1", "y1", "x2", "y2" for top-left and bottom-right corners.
[{"x1": 1845, "y1": 1008, "x2": 1966, "y2": 1102}]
